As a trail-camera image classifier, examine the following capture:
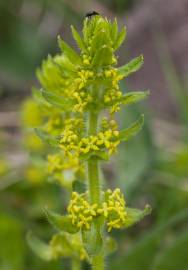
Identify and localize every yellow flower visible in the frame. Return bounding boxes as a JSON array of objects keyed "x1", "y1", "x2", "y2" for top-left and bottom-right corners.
[
  {"x1": 105, "y1": 189, "x2": 127, "y2": 232},
  {"x1": 67, "y1": 189, "x2": 127, "y2": 232},
  {"x1": 68, "y1": 192, "x2": 99, "y2": 230}
]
